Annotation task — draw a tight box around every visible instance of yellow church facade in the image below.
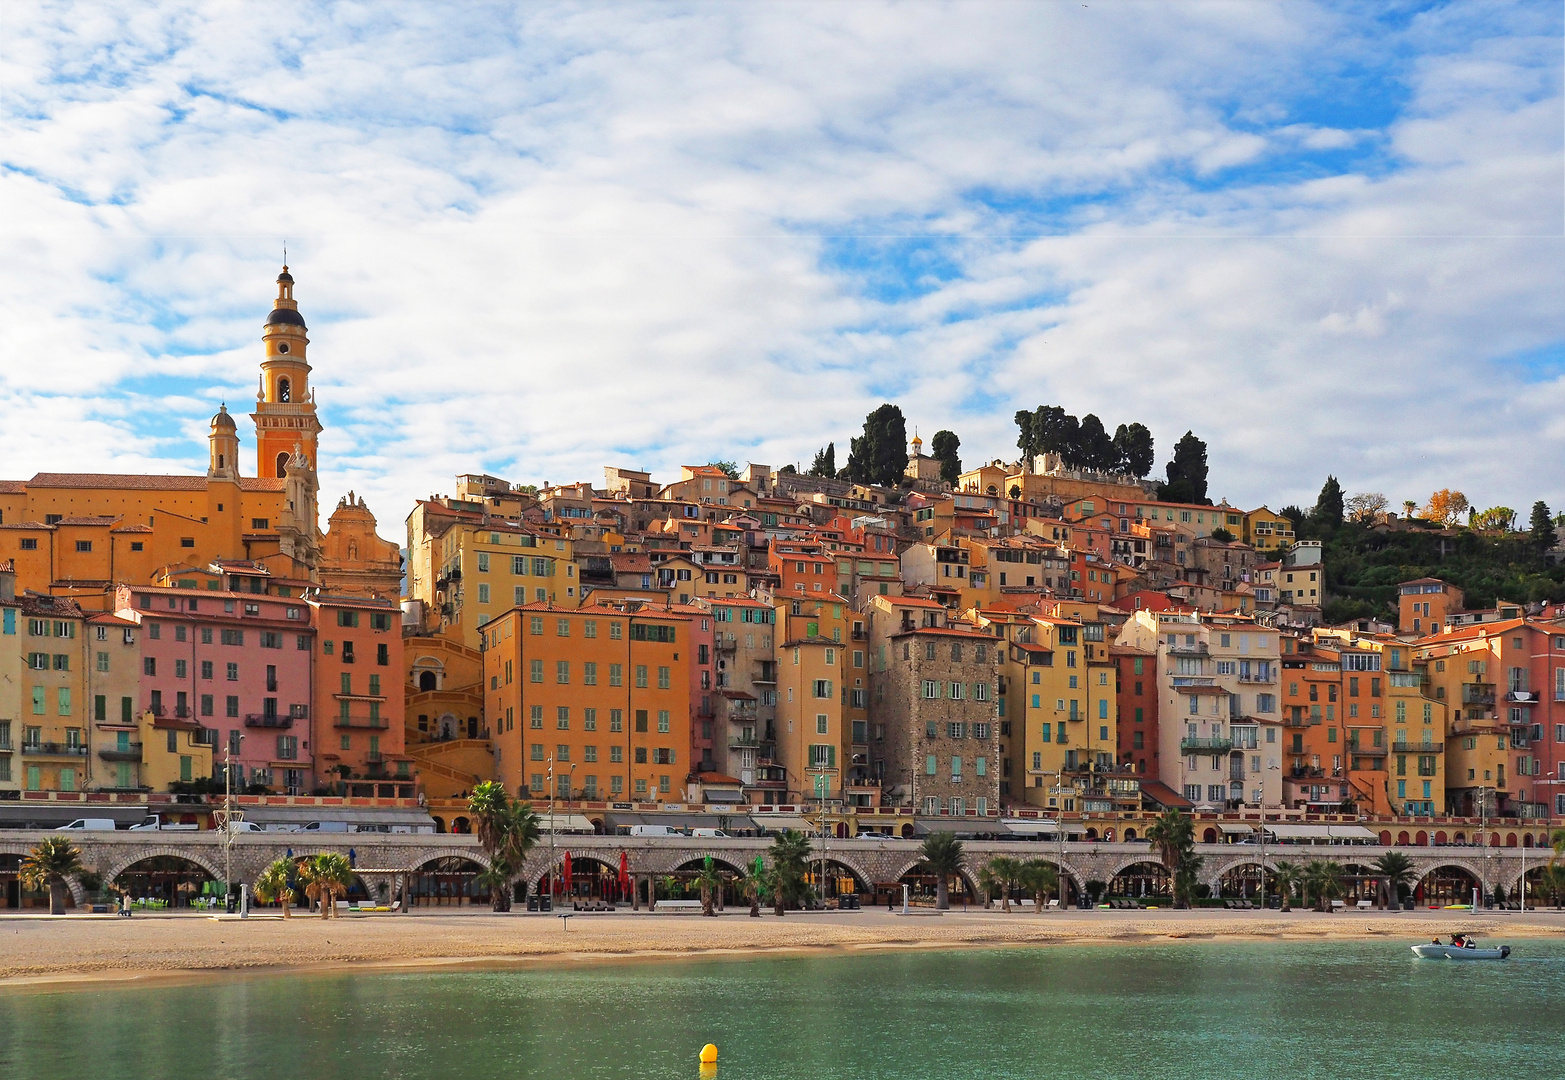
[0,267,398,607]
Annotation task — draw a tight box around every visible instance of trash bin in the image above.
[540,895,553,912]
[527,895,539,912]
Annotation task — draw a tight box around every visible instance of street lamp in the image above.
[224,732,244,913]
[545,756,577,907]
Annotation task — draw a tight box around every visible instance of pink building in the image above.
[117,584,315,794]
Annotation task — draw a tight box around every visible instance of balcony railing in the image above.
[21,741,88,757]
[98,743,143,761]
[1505,690,1538,704]
[729,736,759,749]
[245,714,293,729]
[1169,643,1209,656]
[334,716,389,729]
[1461,684,1496,706]
[1392,740,1444,754]
[1237,673,1275,684]
[1180,737,1233,753]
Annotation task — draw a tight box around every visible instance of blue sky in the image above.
[1,0,1561,525]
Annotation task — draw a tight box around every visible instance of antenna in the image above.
[283,239,288,267]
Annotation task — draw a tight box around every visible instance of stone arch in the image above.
[1414,862,1484,905]
[100,845,226,886]
[1107,859,1171,901]
[889,856,981,903]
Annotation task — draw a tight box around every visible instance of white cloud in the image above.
[0,0,1560,529]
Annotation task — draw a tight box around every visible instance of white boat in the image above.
[1411,942,1510,960]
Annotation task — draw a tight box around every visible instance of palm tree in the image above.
[465,785,540,911]
[475,856,515,907]
[920,832,964,911]
[1372,851,1416,909]
[20,837,83,915]
[1272,860,1300,911]
[1145,810,1196,908]
[979,855,1022,912]
[468,780,511,854]
[1303,859,1346,912]
[693,856,723,917]
[741,860,771,918]
[1173,854,1205,909]
[254,856,297,918]
[1539,864,1565,909]
[767,829,812,916]
[300,853,353,918]
[1018,859,1058,914]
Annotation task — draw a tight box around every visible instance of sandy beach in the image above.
[1,906,1560,988]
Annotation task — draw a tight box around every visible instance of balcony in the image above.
[1180,736,1233,754]
[21,741,88,758]
[366,751,383,763]
[1392,740,1444,754]
[1237,672,1275,684]
[98,743,143,762]
[1290,766,1325,779]
[851,628,867,641]
[1169,642,1209,656]
[728,735,759,749]
[245,714,293,729]
[334,716,389,730]
[1347,745,1387,758]
[1461,683,1496,706]
[1505,690,1538,705]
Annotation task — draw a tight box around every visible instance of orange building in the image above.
[311,594,413,797]
[482,602,692,803]
[1398,578,1463,635]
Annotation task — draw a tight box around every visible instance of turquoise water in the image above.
[2,941,1563,1078]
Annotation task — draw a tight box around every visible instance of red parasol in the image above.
[562,851,572,898]
[618,850,631,901]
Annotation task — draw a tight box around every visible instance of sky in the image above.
[1,0,1561,528]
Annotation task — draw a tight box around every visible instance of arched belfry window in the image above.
[279,377,291,403]
[275,452,290,479]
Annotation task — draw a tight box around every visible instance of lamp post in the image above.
[224,733,244,913]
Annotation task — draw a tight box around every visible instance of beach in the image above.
[2,906,1561,988]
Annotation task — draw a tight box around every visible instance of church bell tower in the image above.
[251,266,322,478]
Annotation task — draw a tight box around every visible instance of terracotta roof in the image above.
[25,472,285,493]
[111,524,154,533]
[1140,779,1195,809]
[879,596,946,609]
[0,480,28,493]
[53,515,120,526]
[892,626,1000,641]
[0,522,50,530]
[88,611,138,626]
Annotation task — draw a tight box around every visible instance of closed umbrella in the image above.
[562,851,572,899]
[619,851,631,901]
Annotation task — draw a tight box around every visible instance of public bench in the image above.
[654,899,703,913]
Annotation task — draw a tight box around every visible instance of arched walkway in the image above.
[1415,864,1480,907]
[410,856,488,907]
[535,855,628,904]
[1108,860,1170,901]
[894,860,978,908]
[114,855,218,911]
[1218,862,1264,899]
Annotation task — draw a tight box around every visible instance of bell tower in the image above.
[251,266,322,479]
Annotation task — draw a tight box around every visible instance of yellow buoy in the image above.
[700,1044,719,1064]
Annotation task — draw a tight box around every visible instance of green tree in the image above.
[693,855,723,917]
[1471,506,1516,532]
[1077,414,1116,472]
[843,403,908,487]
[1159,431,1209,505]
[809,442,836,478]
[19,837,83,915]
[1302,859,1346,912]
[300,853,353,919]
[467,781,539,911]
[1112,422,1155,477]
[1313,476,1344,529]
[1017,405,1079,464]
[1209,526,1235,543]
[767,829,812,916]
[978,855,1023,912]
[1529,501,1557,551]
[1145,810,1198,908]
[1272,860,1300,911]
[708,461,739,480]
[919,831,965,910]
[930,430,962,486]
[1345,492,1389,525]
[254,856,297,918]
[741,858,771,918]
[1372,851,1416,908]
[1018,859,1059,913]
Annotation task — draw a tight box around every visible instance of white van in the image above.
[56,818,118,831]
[628,824,682,837]
[297,821,350,833]
[129,814,200,831]
[691,828,728,838]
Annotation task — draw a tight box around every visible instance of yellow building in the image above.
[1243,507,1296,554]
[774,595,857,805]
[13,594,89,792]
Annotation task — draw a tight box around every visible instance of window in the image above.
[922,680,940,699]
[658,710,670,733]
[812,679,833,699]
[556,660,570,685]
[609,663,623,687]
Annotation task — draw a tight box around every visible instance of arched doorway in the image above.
[114,856,216,910]
[1341,864,1378,903]
[1108,861,1170,901]
[411,856,488,907]
[897,862,975,907]
[1218,863,1264,899]
[419,671,436,692]
[1415,865,1480,907]
[1202,827,1218,844]
[538,855,626,904]
[451,817,471,834]
[1123,828,1137,841]
[806,859,864,907]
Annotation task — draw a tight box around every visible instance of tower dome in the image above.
[210,403,236,430]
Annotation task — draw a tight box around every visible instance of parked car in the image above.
[296,821,351,833]
[628,824,682,837]
[691,828,728,838]
[56,818,118,831]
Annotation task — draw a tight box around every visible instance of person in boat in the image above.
[1431,937,1442,945]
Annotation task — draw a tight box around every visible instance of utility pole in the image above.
[546,756,555,906]
[223,733,243,913]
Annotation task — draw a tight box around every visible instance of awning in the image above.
[1001,819,1059,835]
[703,791,745,803]
[751,814,816,833]
[1219,823,1254,835]
[1262,823,1379,843]
[534,813,596,834]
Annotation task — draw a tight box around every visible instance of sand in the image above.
[1,906,1561,989]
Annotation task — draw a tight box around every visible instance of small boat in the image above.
[1411,937,1511,960]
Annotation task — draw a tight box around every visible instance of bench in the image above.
[654,900,703,913]
[1330,900,1346,912]
[1356,900,1374,910]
